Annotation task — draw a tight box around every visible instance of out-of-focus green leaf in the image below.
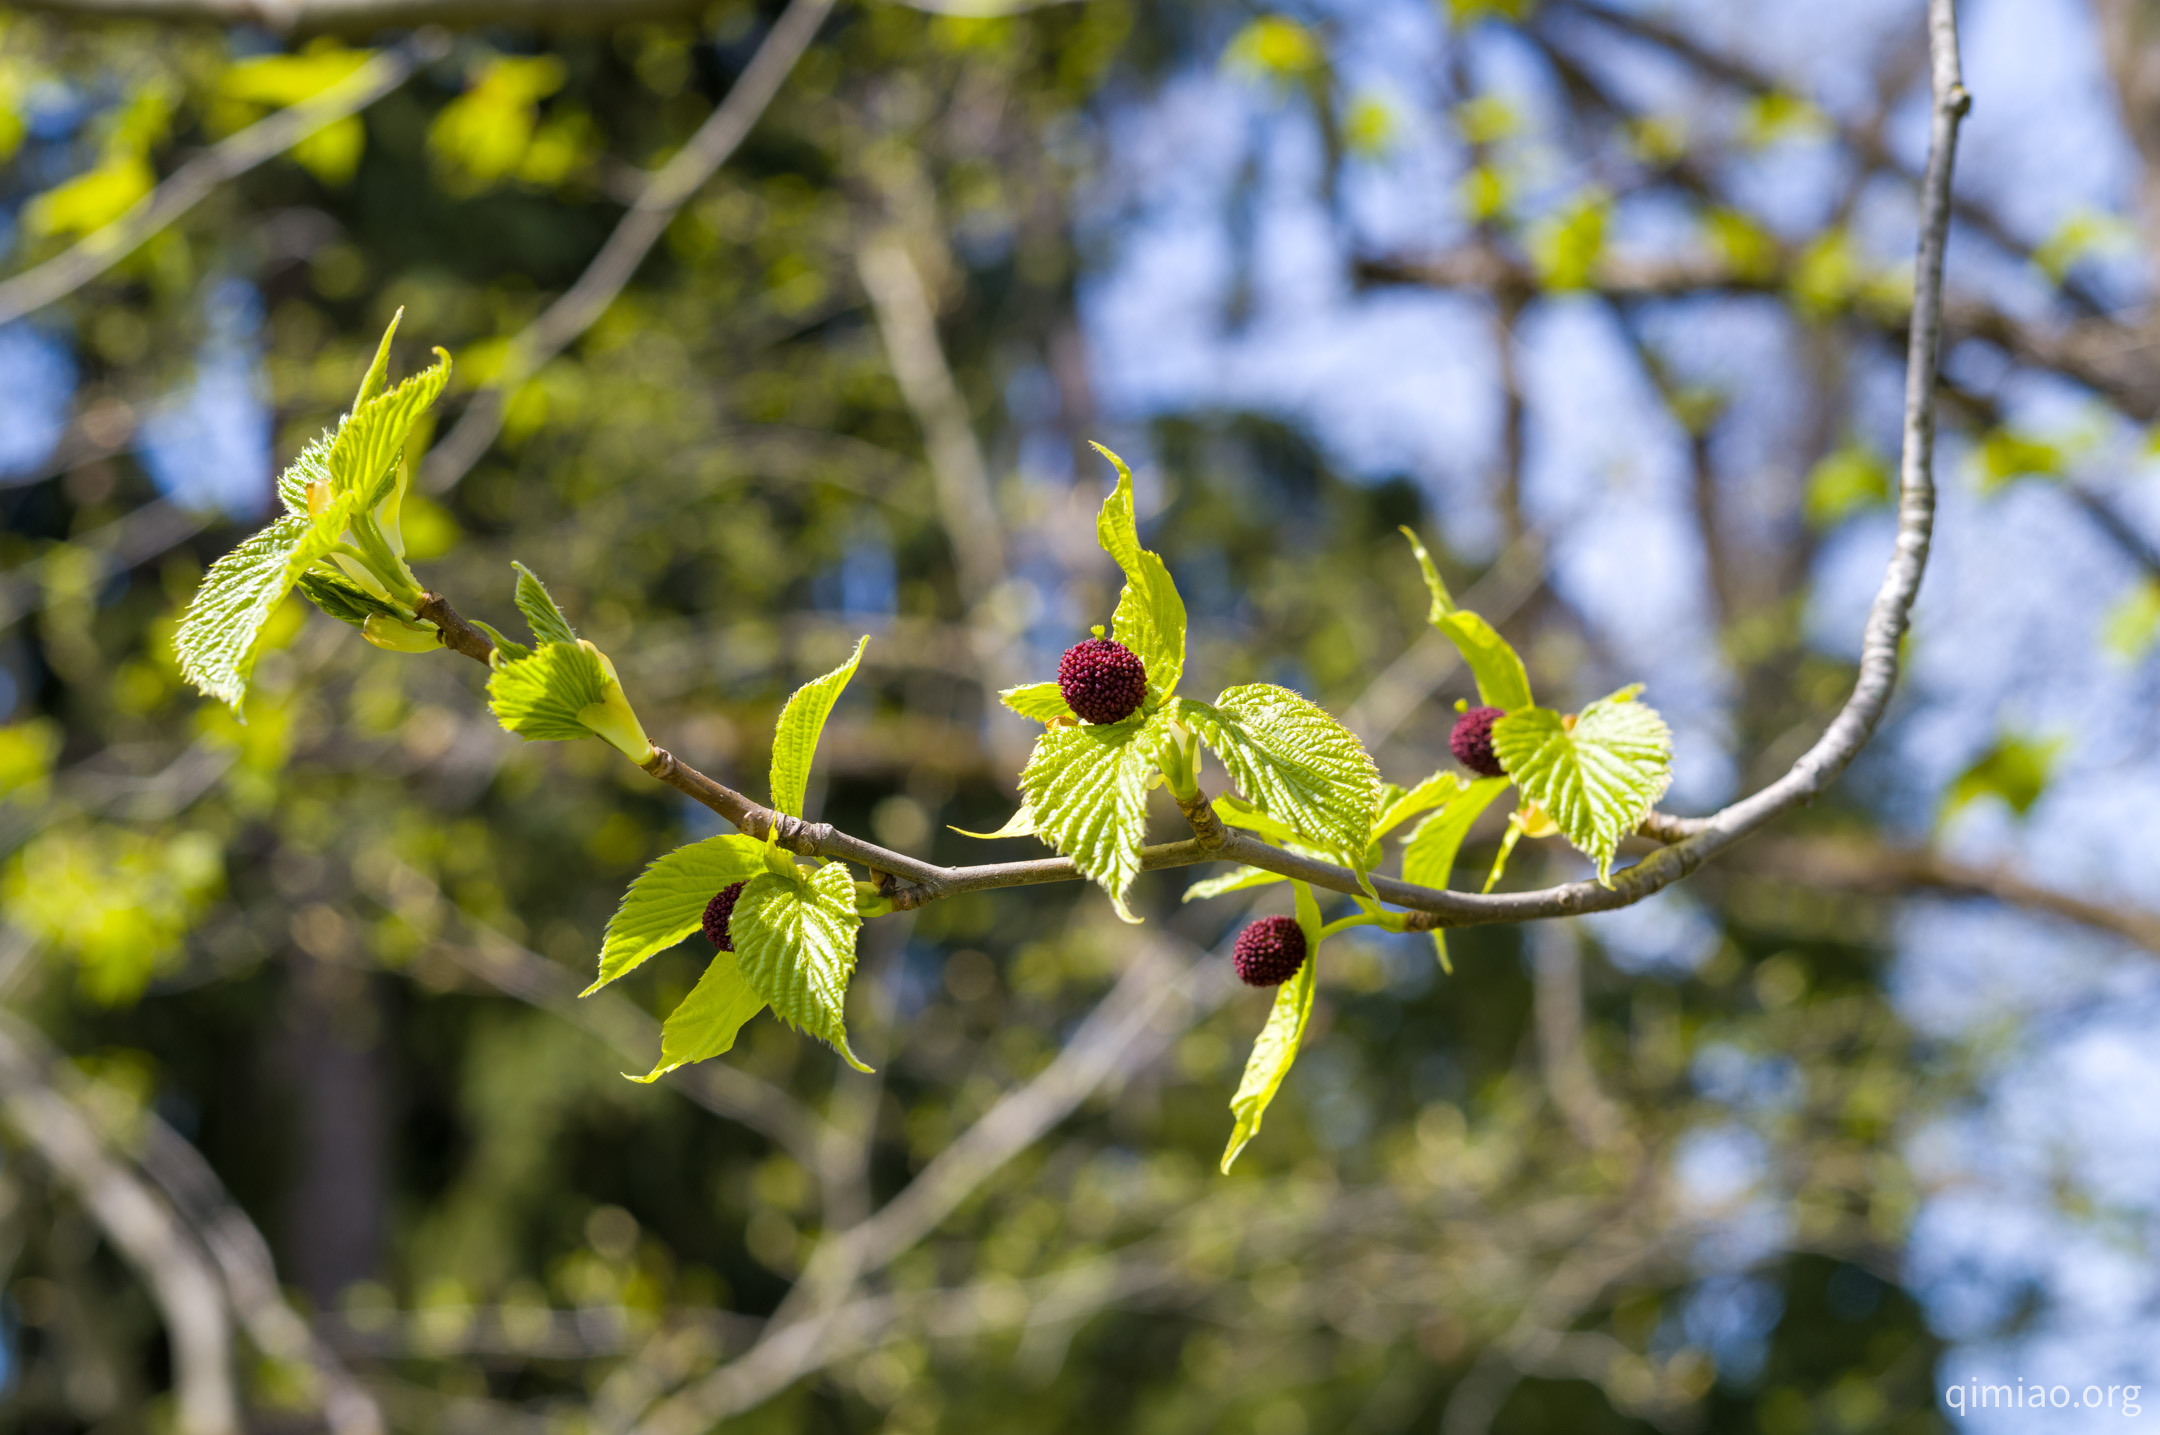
[2104,578,2160,662]
[1529,190,1609,291]
[1224,16,1323,78]
[1943,733,2062,823]
[3,826,222,1005]
[1973,429,2067,493]
[1804,445,1893,528]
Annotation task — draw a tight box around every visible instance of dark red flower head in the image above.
[1449,705,1508,778]
[703,882,746,952]
[1232,915,1308,987]
[1058,637,1148,725]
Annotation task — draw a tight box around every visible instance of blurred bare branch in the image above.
[0,36,441,326]
[422,0,836,494]
[0,1013,239,1435]
[365,859,840,1180]
[623,923,1240,1433]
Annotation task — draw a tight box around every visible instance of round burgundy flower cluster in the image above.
[1231,915,1308,987]
[703,882,746,952]
[1449,705,1508,778]
[1057,637,1148,725]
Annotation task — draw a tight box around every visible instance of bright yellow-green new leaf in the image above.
[1400,775,1508,969]
[1180,685,1379,859]
[999,681,1076,723]
[770,636,870,819]
[1222,881,1322,1172]
[632,952,767,1082]
[1491,687,1672,883]
[588,833,767,994]
[1091,443,1187,703]
[1021,711,1167,921]
[732,863,869,1072]
[1399,528,1533,711]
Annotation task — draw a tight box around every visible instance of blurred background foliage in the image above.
[0,0,2157,1431]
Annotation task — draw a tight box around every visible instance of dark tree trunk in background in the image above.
[279,947,388,1309]
[2095,0,2160,273]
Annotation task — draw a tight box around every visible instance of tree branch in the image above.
[0,1015,239,1435]
[364,857,840,1180]
[622,927,1238,1434]
[124,1082,386,1435]
[0,34,443,327]
[1728,836,2160,955]
[396,0,1965,942]
[420,0,835,494]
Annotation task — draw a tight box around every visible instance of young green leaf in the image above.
[487,639,610,742]
[1400,775,1508,970]
[1482,812,1531,893]
[1374,769,1467,840]
[770,635,870,819]
[950,804,1037,841]
[1179,685,1380,859]
[353,307,402,408]
[1439,610,1534,712]
[587,833,767,994]
[511,561,578,647]
[1398,525,1455,622]
[1222,881,1322,1173]
[296,568,398,628]
[180,321,455,714]
[1090,443,1187,702]
[362,613,439,652]
[276,430,334,517]
[629,952,767,1082]
[999,681,1077,723]
[1398,529,1533,711]
[328,346,452,509]
[1181,865,1285,902]
[1401,776,1508,890]
[176,512,350,712]
[1492,687,1672,882]
[470,619,530,664]
[731,863,870,1072]
[1020,711,1167,921]
[1213,793,1301,844]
